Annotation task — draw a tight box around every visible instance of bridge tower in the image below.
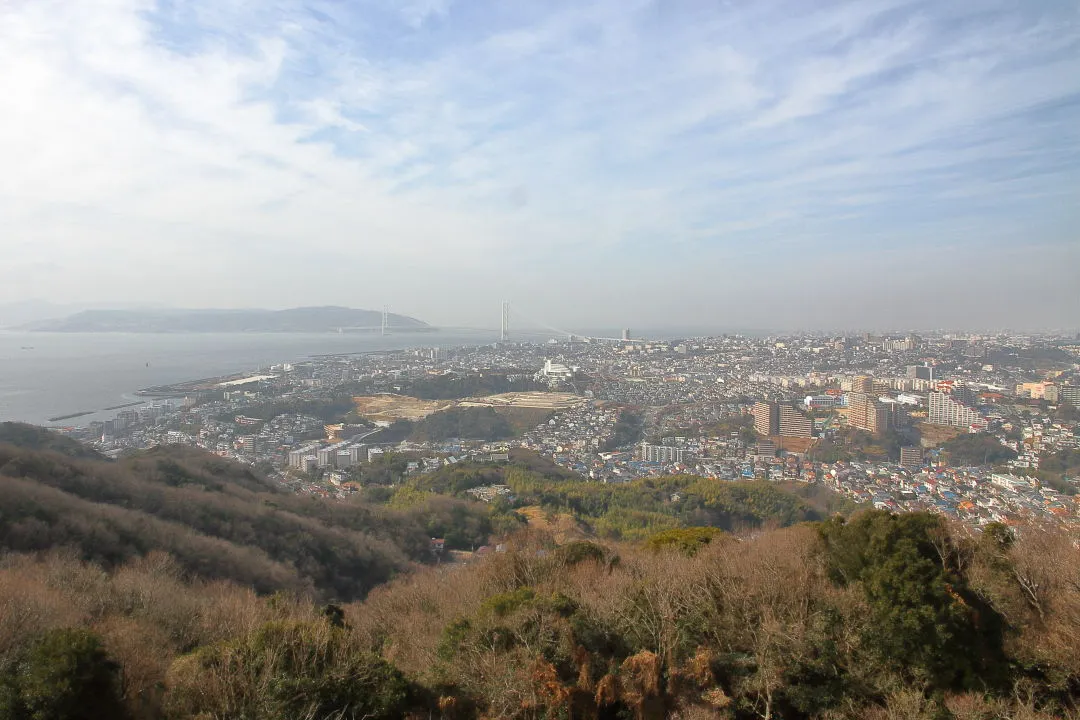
[500,301,510,342]
[381,306,388,336]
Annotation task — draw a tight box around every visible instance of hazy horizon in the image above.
[2,0,1078,330]
[1,300,1076,336]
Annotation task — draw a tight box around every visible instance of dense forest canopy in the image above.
[1042,448,1080,474]
[940,433,1019,466]
[603,409,645,451]
[408,407,515,442]
[378,457,834,541]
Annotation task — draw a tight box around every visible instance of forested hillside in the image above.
[0,425,447,600]
[409,407,515,442]
[379,458,826,539]
[0,422,104,459]
[401,372,542,400]
[0,512,1078,719]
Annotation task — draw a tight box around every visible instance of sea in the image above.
[0,330,502,425]
[0,325,749,426]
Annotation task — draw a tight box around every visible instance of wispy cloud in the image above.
[399,0,453,29]
[0,0,1077,327]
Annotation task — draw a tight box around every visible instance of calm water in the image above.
[0,330,499,425]
[0,325,745,425]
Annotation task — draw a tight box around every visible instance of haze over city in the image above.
[2,0,1078,330]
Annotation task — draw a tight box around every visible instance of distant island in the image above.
[21,306,431,333]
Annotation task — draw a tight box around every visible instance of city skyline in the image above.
[2,0,1078,329]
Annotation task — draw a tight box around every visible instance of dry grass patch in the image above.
[352,394,451,421]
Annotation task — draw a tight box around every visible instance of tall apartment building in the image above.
[899,446,922,468]
[1061,385,1080,407]
[639,443,686,463]
[288,443,320,468]
[955,385,977,406]
[852,376,874,393]
[287,446,304,470]
[348,445,368,464]
[935,381,977,404]
[316,447,335,468]
[847,392,894,434]
[928,391,982,428]
[882,338,915,352]
[906,365,933,381]
[752,401,779,436]
[753,401,813,438]
[779,405,813,438]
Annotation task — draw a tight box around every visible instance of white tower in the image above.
[500,301,510,342]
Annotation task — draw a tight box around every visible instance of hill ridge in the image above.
[21,305,429,333]
[0,425,433,600]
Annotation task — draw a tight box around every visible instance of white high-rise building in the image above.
[928,391,982,428]
[639,443,686,463]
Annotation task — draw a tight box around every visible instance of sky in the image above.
[1,0,1078,332]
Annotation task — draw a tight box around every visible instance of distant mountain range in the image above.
[21,306,430,333]
[0,300,170,328]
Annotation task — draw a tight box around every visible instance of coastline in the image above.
[0,329,501,425]
[19,326,440,335]
[47,400,165,423]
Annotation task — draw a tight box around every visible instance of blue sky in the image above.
[0,0,1077,330]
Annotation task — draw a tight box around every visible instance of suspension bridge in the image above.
[437,301,636,343]
[359,301,637,343]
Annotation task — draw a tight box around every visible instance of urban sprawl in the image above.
[57,331,1080,531]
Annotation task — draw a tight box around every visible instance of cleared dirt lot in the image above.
[352,395,451,422]
[353,391,585,425]
[456,391,585,410]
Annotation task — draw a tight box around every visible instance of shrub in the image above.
[438,618,473,661]
[557,541,608,566]
[0,627,128,720]
[165,620,412,720]
[479,587,536,618]
[645,527,725,556]
[818,511,1008,689]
